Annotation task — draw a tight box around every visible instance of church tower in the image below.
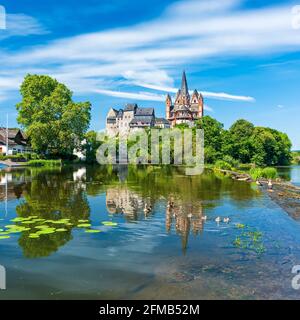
[180,71,190,105]
[165,71,204,127]
[166,94,172,119]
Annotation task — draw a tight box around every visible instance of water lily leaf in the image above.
[0,235,10,240]
[78,219,89,223]
[102,221,118,226]
[35,225,50,229]
[85,229,101,233]
[21,220,36,224]
[77,223,91,228]
[29,234,40,238]
[56,228,67,232]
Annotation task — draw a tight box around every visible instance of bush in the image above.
[262,167,277,180]
[223,155,240,169]
[214,160,232,171]
[249,168,263,180]
[27,160,62,167]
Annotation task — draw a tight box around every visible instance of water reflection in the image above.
[0,165,262,258]
[166,199,205,253]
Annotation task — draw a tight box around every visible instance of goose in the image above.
[223,217,230,223]
[143,204,152,214]
[268,180,273,190]
[215,217,221,223]
[256,180,262,186]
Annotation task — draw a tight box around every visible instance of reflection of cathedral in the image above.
[166,198,205,253]
[106,186,152,220]
[106,186,205,252]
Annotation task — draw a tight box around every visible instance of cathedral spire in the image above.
[181,70,189,96]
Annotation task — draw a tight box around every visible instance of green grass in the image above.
[27,160,62,167]
[249,167,277,180]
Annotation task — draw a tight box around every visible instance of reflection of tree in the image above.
[16,167,90,258]
[102,165,260,253]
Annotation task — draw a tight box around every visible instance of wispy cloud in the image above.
[1,0,298,105]
[94,88,214,111]
[0,13,47,40]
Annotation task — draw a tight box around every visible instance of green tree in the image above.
[16,74,91,157]
[249,127,292,166]
[84,131,102,163]
[195,116,224,163]
[225,119,254,163]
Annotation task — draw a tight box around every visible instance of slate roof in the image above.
[155,118,170,124]
[124,104,138,111]
[135,108,154,116]
[130,117,153,125]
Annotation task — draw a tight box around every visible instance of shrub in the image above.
[262,167,277,180]
[249,168,263,180]
[214,160,232,171]
[27,160,62,167]
[223,155,240,169]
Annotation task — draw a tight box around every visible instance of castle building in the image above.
[106,103,170,136]
[166,71,204,127]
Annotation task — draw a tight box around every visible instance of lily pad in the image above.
[102,221,118,227]
[85,229,101,233]
[77,223,91,228]
[0,235,10,240]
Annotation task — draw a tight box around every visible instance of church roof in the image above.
[181,71,189,96]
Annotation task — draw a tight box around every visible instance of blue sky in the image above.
[0,0,299,149]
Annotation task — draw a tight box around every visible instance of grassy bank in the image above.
[292,151,300,165]
[27,159,62,167]
[212,158,279,181]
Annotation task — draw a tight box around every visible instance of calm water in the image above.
[0,165,300,300]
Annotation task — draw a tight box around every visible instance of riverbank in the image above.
[214,166,300,219]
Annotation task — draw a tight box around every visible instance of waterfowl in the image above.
[202,216,207,221]
[268,180,273,189]
[215,217,221,223]
[223,217,230,223]
[187,213,193,218]
[143,204,152,213]
[256,180,262,186]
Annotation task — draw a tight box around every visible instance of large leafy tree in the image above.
[16,75,91,157]
[195,116,224,163]
[250,127,292,166]
[225,119,254,163]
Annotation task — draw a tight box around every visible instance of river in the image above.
[0,165,300,299]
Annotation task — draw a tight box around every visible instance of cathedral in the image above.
[166,71,204,127]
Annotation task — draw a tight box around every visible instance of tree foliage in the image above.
[195,116,292,166]
[16,75,91,157]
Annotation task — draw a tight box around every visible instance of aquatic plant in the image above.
[261,167,277,180]
[249,168,263,180]
[214,160,232,171]
[233,224,265,255]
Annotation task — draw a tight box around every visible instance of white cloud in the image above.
[1,0,299,106]
[94,88,214,112]
[0,13,47,40]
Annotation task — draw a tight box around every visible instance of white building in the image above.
[106,104,170,136]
